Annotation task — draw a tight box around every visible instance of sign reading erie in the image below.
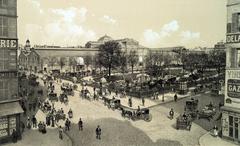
[226,33,240,43]
[0,39,17,48]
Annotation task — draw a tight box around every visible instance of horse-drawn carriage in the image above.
[102,96,112,107]
[61,83,74,96]
[37,89,43,95]
[198,104,216,120]
[41,101,52,113]
[120,107,152,122]
[176,114,192,131]
[109,99,121,110]
[80,89,92,100]
[55,110,66,121]
[184,98,199,118]
[132,108,152,122]
[48,91,58,102]
[59,93,68,103]
[102,97,121,110]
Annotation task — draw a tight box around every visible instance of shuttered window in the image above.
[0,16,8,37]
[0,0,7,7]
[232,13,239,33]
[227,23,232,33]
[0,79,8,100]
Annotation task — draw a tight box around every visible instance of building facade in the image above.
[0,0,23,143]
[221,0,240,143]
[18,40,41,72]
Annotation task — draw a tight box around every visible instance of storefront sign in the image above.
[227,70,240,78]
[227,79,240,98]
[226,33,240,43]
[0,39,17,48]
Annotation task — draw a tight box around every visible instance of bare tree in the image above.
[59,57,66,70]
[84,55,92,70]
[128,50,139,74]
[69,58,77,72]
[48,57,57,69]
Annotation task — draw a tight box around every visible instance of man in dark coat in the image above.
[169,108,174,120]
[32,116,37,128]
[174,94,178,102]
[96,125,101,140]
[78,118,83,131]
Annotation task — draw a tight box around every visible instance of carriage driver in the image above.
[136,106,141,116]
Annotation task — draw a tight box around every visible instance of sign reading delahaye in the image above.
[226,33,240,43]
[0,39,17,48]
[226,70,240,98]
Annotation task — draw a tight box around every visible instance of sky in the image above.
[18,0,227,48]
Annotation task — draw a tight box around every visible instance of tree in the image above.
[163,54,172,69]
[48,57,57,69]
[120,52,127,74]
[84,55,92,70]
[209,50,226,74]
[145,52,164,77]
[97,41,122,77]
[128,50,139,74]
[59,57,66,70]
[69,57,77,72]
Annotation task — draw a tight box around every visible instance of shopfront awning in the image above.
[221,106,240,113]
[0,102,24,117]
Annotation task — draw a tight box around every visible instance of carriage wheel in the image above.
[131,116,136,121]
[144,114,152,122]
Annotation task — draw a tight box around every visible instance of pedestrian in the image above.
[46,115,50,126]
[42,122,47,134]
[51,116,55,127]
[65,119,70,131]
[20,121,25,133]
[96,125,101,140]
[128,97,132,107]
[38,121,43,132]
[32,115,37,128]
[142,97,145,106]
[59,126,63,140]
[27,117,31,129]
[78,118,83,131]
[11,129,17,143]
[174,94,178,102]
[169,108,174,120]
[213,125,218,137]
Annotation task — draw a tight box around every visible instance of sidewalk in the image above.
[59,78,192,109]
[199,132,239,146]
[3,128,72,146]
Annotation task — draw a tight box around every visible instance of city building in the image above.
[214,41,226,50]
[85,35,143,52]
[221,0,240,143]
[0,0,23,143]
[18,40,41,72]
[85,35,113,48]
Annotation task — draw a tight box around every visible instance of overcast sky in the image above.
[18,0,227,48]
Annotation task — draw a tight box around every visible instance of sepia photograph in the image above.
[0,0,239,146]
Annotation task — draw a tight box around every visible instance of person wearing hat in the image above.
[96,125,102,140]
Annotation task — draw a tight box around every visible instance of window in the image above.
[0,0,7,7]
[0,80,8,100]
[0,49,8,70]
[0,17,8,37]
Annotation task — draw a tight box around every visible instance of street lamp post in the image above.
[162,82,165,102]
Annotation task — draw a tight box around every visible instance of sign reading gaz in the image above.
[0,39,17,48]
[227,79,240,98]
